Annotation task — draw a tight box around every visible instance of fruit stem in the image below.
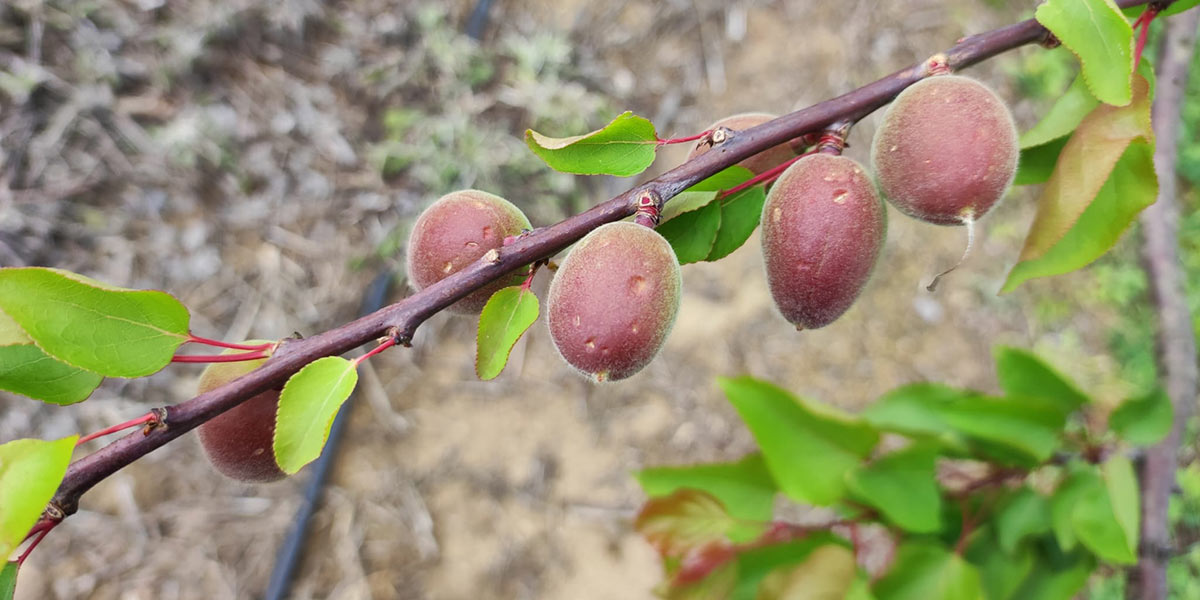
[815,120,853,155]
[926,215,976,292]
[77,410,163,446]
[171,351,270,364]
[717,153,805,199]
[185,335,275,352]
[656,129,714,146]
[521,259,548,292]
[353,335,397,368]
[1133,6,1159,70]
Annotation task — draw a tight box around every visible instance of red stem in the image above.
[77,412,158,446]
[185,335,274,352]
[16,522,55,565]
[353,337,396,368]
[717,152,807,199]
[656,130,713,146]
[1134,7,1158,70]
[171,351,269,364]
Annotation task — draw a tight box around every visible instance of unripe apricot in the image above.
[761,154,886,329]
[871,75,1018,225]
[406,190,533,314]
[687,112,796,175]
[547,222,681,382]
[196,344,286,483]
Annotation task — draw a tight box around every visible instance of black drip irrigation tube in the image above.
[264,271,394,600]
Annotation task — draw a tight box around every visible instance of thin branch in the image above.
[35,0,1175,532]
[1132,7,1200,600]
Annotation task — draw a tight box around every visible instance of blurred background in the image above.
[2,0,1198,598]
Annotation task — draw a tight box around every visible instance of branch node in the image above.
[633,190,663,227]
[924,53,951,76]
[146,407,169,435]
[1039,31,1061,49]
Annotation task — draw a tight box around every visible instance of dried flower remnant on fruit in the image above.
[761,154,886,329]
[547,222,682,382]
[687,112,798,175]
[870,75,1018,226]
[406,190,533,313]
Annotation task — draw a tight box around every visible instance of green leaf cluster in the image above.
[635,346,1165,599]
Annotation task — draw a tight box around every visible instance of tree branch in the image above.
[1132,8,1200,600]
[38,0,1176,531]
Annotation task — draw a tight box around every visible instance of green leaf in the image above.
[666,560,739,600]
[994,487,1052,554]
[0,311,30,347]
[658,200,722,265]
[273,356,359,475]
[1003,75,1155,293]
[1009,548,1094,600]
[846,443,942,533]
[1020,74,1100,149]
[0,437,76,560]
[1103,455,1140,559]
[524,111,659,177]
[719,376,878,506]
[707,185,768,262]
[1014,137,1070,186]
[994,347,1089,418]
[635,489,738,559]
[1161,0,1200,16]
[659,166,767,264]
[873,541,983,600]
[663,167,755,221]
[475,285,539,380]
[755,544,857,600]
[636,454,778,525]
[1065,462,1137,563]
[1049,463,1091,551]
[1035,0,1133,106]
[0,561,15,600]
[0,344,104,405]
[1109,387,1172,445]
[0,267,190,377]
[968,529,1033,600]
[864,384,1063,466]
[731,535,848,600]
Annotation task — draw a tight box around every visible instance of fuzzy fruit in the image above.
[761,154,886,329]
[547,222,682,382]
[687,112,796,175]
[870,75,1018,225]
[407,189,533,314]
[196,343,286,483]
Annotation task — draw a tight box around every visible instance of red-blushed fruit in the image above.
[406,189,533,314]
[761,154,886,329]
[687,112,796,175]
[196,343,285,483]
[870,75,1018,225]
[547,222,682,382]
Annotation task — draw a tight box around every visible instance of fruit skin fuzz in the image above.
[870,75,1018,226]
[547,222,682,382]
[761,154,886,330]
[195,341,287,483]
[406,189,533,314]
